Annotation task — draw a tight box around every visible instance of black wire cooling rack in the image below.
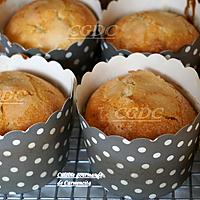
[0,118,199,200]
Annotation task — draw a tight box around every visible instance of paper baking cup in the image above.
[76,53,200,199]
[0,0,102,78]
[100,0,200,75]
[0,55,76,194]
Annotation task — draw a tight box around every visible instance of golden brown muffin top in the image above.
[4,0,97,52]
[0,71,65,135]
[85,70,197,140]
[106,11,199,53]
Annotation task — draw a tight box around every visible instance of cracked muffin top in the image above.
[0,71,65,135]
[106,11,199,53]
[85,70,197,140]
[4,0,97,52]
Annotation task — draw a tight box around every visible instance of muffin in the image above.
[85,70,197,140]
[0,71,65,135]
[106,11,199,53]
[4,0,97,52]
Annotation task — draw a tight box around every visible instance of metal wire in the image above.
[0,119,200,200]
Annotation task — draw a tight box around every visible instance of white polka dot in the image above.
[5,47,9,54]
[0,161,2,166]
[107,169,114,174]
[67,123,71,130]
[103,42,108,49]
[177,141,184,148]
[19,156,27,162]
[90,51,94,58]
[48,157,54,164]
[130,173,139,178]
[138,147,146,153]
[116,163,124,169]
[149,194,157,199]
[60,126,65,133]
[82,121,87,128]
[50,128,56,135]
[127,156,135,162]
[95,155,101,161]
[124,195,132,199]
[59,155,63,162]
[55,142,60,149]
[169,169,176,176]
[2,176,9,182]
[179,155,185,162]
[65,52,72,58]
[74,59,80,65]
[32,185,39,190]
[28,142,36,149]
[159,183,167,188]
[65,109,69,117]
[121,180,128,185]
[122,139,130,144]
[0,136,4,140]
[185,46,191,53]
[12,140,21,146]
[112,146,120,152]
[164,139,172,146]
[195,137,198,143]
[111,185,118,190]
[10,167,18,173]
[153,152,161,159]
[64,139,68,146]
[187,125,193,132]
[195,123,199,130]
[188,153,193,160]
[26,171,34,177]
[188,139,193,147]
[91,137,97,144]
[86,139,91,147]
[165,54,171,59]
[103,151,110,157]
[90,157,95,163]
[134,189,142,193]
[172,182,178,189]
[40,171,47,178]
[17,182,25,187]
[42,143,49,150]
[3,151,11,157]
[167,155,174,161]
[84,46,89,53]
[57,112,62,119]
[156,168,164,174]
[45,53,51,59]
[141,164,150,169]
[52,170,58,177]
[193,48,198,55]
[180,168,186,175]
[77,41,83,46]
[145,179,153,185]
[37,128,44,135]
[99,133,106,140]
[34,158,42,164]
[186,63,191,67]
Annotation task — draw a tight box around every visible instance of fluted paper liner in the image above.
[0,55,76,194]
[100,0,200,76]
[76,53,200,199]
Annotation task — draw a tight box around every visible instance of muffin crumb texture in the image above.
[0,71,65,135]
[85,70,197,140]
[106,11,199,53]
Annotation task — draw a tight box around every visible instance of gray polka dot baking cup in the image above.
[100,0,200,76]
[76,53,200,199]
[0,0,102,78]
[0,55,76,194]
